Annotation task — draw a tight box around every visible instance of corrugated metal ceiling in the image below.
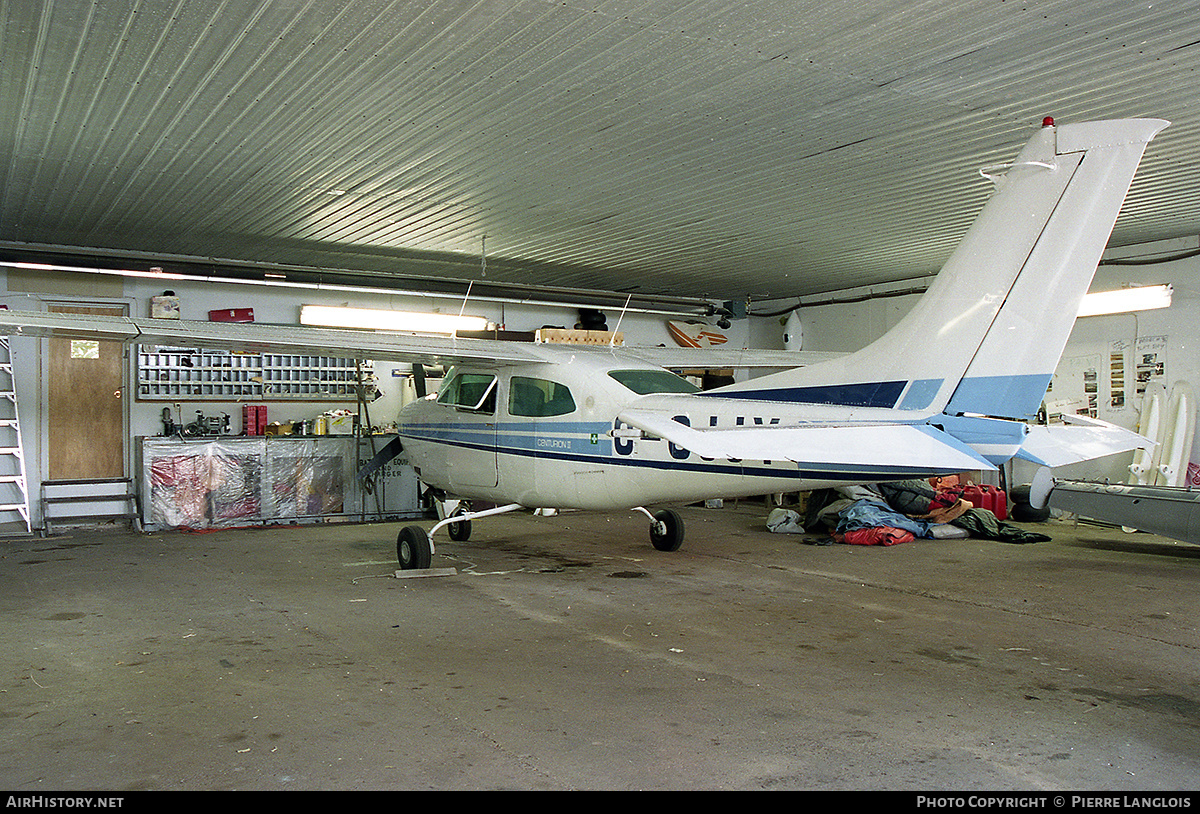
[2,0,1199,305]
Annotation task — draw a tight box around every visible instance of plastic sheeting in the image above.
[143,437,358,530]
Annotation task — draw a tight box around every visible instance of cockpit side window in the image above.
[509,376,576,417]
[437,372,497,414]
[607,369,701,395]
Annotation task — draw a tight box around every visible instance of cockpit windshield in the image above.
[607,369,701,395]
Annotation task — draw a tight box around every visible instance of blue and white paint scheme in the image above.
[0,117,1167,568]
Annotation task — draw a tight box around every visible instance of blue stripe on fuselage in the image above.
[399,423,968,481]
[699,374,1047,417]
[701,380,908,408]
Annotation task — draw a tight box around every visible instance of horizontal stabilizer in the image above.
[1016,415,1152,468]
[617,409,995,472]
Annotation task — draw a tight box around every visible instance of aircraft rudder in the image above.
[712,118,1166,420]
[942,117,1168,419]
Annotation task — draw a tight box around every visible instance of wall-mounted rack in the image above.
[136,345,375,401]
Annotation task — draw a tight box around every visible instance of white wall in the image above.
[1016,258,1200,486]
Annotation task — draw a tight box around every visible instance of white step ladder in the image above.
[0,337,31,535]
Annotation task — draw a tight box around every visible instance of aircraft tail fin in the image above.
[709,117,1168,421]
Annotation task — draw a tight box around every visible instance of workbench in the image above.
[139,435,421,530]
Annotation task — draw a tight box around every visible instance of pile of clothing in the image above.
[766,479,1051,546]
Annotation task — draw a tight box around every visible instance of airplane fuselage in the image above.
[394,347,987,511]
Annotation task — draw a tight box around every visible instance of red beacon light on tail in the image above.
[1042,116,1055,127]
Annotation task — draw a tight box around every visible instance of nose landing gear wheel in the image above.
[649,508,684,552]
[397,525,433,569]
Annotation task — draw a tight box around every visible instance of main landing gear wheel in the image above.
[397,525,433,570]
[447,505,472,541]
[649,508,684,552]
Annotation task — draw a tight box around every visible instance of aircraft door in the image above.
[508,375,581,502]
[437,371,499,490]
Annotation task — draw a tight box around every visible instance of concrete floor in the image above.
[2,501,1199,791]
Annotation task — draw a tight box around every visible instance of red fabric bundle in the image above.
[836,527,915,546]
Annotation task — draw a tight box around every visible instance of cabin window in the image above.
[607,369,700,395]
[509,376,576,417]
[437,372,497,413]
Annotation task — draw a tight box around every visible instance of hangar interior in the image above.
[3,0,1200,792]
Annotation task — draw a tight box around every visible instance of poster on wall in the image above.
[1109,339,1129,411]
[1047,353,1102,420]
[1135,334,1167,396]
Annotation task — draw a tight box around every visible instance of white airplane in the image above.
[0,117,1167,569]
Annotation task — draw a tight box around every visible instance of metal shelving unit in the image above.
[136,346,373,401]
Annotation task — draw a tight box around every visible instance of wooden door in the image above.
[47,305,126,480]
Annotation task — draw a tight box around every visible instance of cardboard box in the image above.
[150,294,180,319]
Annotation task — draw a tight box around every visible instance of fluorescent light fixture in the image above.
[299,304,488,334]
[1077,284,1172,317]
[0,260,709,316]
[3,259,190,281]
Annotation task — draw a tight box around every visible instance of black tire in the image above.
[1009,484,1051,523]
[649,508,684,552]
[1011,502,1052,523]
[397,525,432,569]
[448,516,472,541]
[1010,484,1033,504]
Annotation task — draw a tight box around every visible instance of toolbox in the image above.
[209,308,254,323]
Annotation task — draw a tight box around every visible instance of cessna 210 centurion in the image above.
[0,117,1166,568]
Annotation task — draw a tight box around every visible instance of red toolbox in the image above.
[242,404,267,435]
[209,308,254,323]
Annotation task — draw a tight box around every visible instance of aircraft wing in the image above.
[1015,414,1153,468]
[618,346,844,370]
[0,308,834,373]
[617,406,996,472]
[0,308,544,366]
